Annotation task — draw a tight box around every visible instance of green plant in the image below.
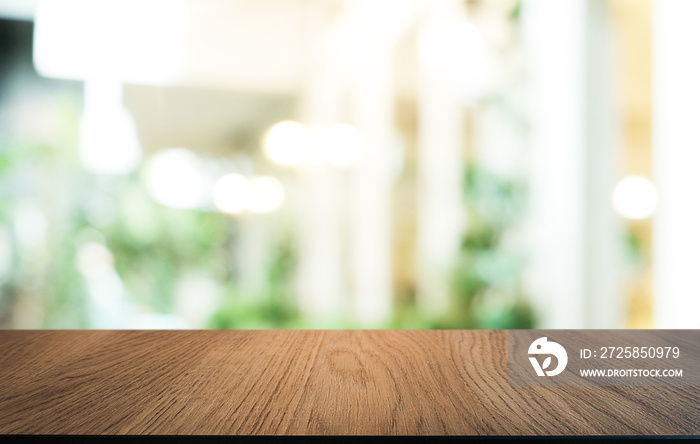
[208,234,298,329]
[436,165,536,329]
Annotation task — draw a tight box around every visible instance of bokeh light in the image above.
[76,242,114,278]
[144,148,210,210]
[263,121,310,167]
[612,176,658,220]
[213,173,250,215]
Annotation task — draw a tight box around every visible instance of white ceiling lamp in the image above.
[34,0,189,175]
[79,80,142,175]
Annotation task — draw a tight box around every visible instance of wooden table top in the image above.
[0,330,698,436]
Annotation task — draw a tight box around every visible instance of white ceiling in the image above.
[3,0,423,155]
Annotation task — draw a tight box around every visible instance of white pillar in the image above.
[522,0,623,328]
[350,51,394,325]
[521,0,587,328]
[296,0,427,324]
[297,70,346,322]
[235,215,269,299]
[583,0,623,329]
[652,0,700,328]
[415,1,467,315]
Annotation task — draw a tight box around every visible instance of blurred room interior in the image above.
[0,0,698,330]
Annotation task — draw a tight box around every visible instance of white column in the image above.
[583,0,623,329]
[350,51,394,325]
[652,0,700,328]
[235,215,269,299]
[322,0,425,325]
[415,1,467,315]
[297,70,346,322]
[522,0,623,328]
[521,0,588,328]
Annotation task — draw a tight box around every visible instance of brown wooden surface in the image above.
[0,330,698,436]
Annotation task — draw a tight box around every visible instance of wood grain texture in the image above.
[0,330,698,435]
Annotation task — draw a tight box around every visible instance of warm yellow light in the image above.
[213,174,249,214]
[612,176,658,220]
[263,121,310,167]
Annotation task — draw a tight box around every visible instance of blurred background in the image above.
[0,0,697,329]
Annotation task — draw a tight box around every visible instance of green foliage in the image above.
[509,0,522,23]
[3,116,300,329]
[43,234,89,328]
[93,181,232,314]
[208,236,298,329]
[208,294,298,329]
[624,230,644,266]
[436,164,536,329]
[0,96,94,328]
